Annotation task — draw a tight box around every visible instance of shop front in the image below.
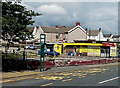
[54,43,102,56]
[53,42,116,57]
[101,43,116,57]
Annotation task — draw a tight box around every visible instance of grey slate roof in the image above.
[103,34,112,37]
[86,30,100,36]
[41,26,75,34]
[112,35,120,38]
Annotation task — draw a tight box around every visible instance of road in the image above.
[2,63,120,87]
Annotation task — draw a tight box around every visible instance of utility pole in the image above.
[85,28,88,40]
[89,28,91,41]
[40,34,46,71]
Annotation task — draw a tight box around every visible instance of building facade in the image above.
[54,42,117,57]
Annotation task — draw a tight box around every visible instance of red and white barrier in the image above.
[67,59,120,66]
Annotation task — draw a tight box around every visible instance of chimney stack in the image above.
[99,28,101,31]
[55,25,59,29]
[85,28,88,31]
[36,26,39,29]
[76,21,80,26]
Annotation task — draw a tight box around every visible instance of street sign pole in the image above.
[40,43,44,71]
[40,34,46,71]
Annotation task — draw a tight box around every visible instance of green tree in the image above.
[2,1,41,43]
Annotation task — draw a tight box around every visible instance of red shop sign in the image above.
[102,43,115,46]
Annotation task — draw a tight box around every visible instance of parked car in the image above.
[24,45,30,49]
[38,50,60,56]
[24,45,37,50]
[68,51,73,56]
[29,45,37,50]
[45,50,60,56]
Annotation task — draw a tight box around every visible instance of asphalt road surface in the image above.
[2,63,120,87]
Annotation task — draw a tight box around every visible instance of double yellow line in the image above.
[1,77,34,83]
[40,78,72,86]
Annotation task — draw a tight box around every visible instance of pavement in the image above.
[1,62,119,87]
[2,71,41,79]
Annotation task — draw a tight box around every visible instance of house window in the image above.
[93,36,95,38]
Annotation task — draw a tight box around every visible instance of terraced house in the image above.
[27,22,87,43]
[86,29,105,41]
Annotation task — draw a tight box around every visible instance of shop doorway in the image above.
[101,46,110,57]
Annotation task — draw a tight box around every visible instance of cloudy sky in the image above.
[21,1,118,34]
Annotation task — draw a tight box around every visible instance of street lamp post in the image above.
[40,34,46,71]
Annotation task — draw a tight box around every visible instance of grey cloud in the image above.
[23,2,118,34]
[37,4,67,15]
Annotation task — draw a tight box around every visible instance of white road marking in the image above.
[41,83,53,86]
[99,77,119,84]
[62,79,72,82]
